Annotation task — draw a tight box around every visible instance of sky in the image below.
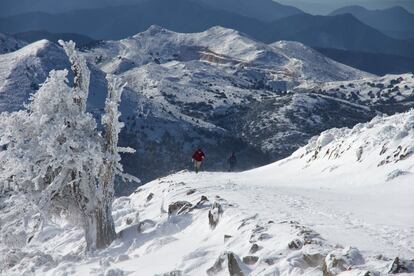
[0,0,413,17]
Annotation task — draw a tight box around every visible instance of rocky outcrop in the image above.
[288,238,304,250]
[208,201,223,229]
[146,193,154,202]
[249,244,261,254]
[242,256,259,265]
[323,247,364,276]
[207,251,248,276]
[192,195,209,209]
[168,201,192,216]
[388,257,414,274]
[162,270,183,276]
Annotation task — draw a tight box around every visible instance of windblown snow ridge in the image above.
[272,109,414,186]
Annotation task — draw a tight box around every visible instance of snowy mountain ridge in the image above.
[92,25,371,83]
[0,26,413,185]
[265,109,414,186]
[80,26,383,183]
[0,39,69,112]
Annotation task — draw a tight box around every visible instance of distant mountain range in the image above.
[315,48,414,75]
[331,5,414,39]
[2,26,414,184]
[1,0,413,60]
[266,13,414,58]
[194,0,303,21]
[277,0,414,15]
[0,0,302,20]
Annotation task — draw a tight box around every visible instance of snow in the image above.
[1,25,414,275]
[89,25,370,83]
[1,26,404,184]
[1,110,413,275]
[0,39,69,112]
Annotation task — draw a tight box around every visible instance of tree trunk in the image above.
[84,202,116,250]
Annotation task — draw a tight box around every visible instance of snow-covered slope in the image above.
[270,41,368,82]
[91,26,370,83]
[80,26,381,183]
[0,39,69,111]
[1,111,413,275]
[1,26,413,185]
[0,33,26,54]
[306,74,414,114]
[257,108,414,186]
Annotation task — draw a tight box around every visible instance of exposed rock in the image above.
[263,257,278,265]
[168,201,192,216]
[288,238,304,250]
[386,169,411,181]
[295,226,323,245]
[303,251,326,267]
[105,268,124,276]
[146,192,154,202]
[249,244,261,254]
[208,201,223,229]
[224,235,233,243]
[133,188,142,194]
[253,225,266,233]
[162,270,183,276]
[323,247,364,276]
[207,251,247,276]
[388,257,414,274]
[137,219,156,232]
[116,254,129,262]
[249,224,269,242]
[242,256,259,265]
[237,214,258,230]
[186,189,196,195]
[258,233,272,241]
[192,195,209,209]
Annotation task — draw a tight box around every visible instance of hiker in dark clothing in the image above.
[192,148,205,173]
[227,152,237,172]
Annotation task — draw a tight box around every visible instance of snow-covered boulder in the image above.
[208,201,224,229]
[207,251,249,276]
[323,247,365,276]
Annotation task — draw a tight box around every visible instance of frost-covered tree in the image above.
[0,41,135,250]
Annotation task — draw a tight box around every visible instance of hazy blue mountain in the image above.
[1,0,413,59]
[193,0,303,21]
[13,31,97,48]
[331,5,414,39]
[0,0,301,20]
[0,0,267,40]
[315,48,414,75]
[0,0,147,17]
[277,0,414,15]
[267,13,414,58]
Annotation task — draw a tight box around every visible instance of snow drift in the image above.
[1,110,413,275]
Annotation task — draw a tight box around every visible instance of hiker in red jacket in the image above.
[192,148,205,173]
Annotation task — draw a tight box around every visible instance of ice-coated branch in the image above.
[59,40,90,112]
